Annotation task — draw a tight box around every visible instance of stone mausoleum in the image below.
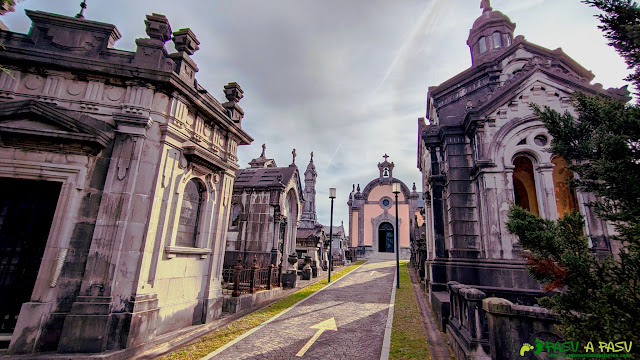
[348,155,421,260]
[225,146,304,269]
[0,9,252,357]
[416,1,628,358]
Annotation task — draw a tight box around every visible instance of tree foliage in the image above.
[584,0,640,92]
[506,1,640,345]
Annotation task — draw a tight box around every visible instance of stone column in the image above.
[202,169,234,322]
[537,163,558,220]
[58,114,157,353]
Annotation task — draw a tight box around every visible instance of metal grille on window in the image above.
[176,179,204,247]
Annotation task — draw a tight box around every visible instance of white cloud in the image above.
[2,0,631,231]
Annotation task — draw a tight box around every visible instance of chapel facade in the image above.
[416,0,628,343]
[0,9,251,356]
[348,155,421,259]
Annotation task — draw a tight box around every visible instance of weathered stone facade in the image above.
[226,146,303,269]
[416,2,628,359]
[0,10,251,356]
[348,155,421,260]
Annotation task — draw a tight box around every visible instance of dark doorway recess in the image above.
[0,177,61,333]
[378,222,394,253]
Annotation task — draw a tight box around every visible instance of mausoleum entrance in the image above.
[0,178,60,336]
[378,222,394,253]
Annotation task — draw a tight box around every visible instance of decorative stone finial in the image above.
[383,153,389,162]
[413,182,417,192]
[352,184,355,192]
[356,184,361,193]
[75,0,87,19]
[145,13,172,43]
[172,28,200,55]
[310,151,314,162]
[292,149,297,165]
[480,0,492,13]
[224,82,244,103]
[261,143,266,157]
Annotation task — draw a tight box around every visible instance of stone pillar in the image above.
[58,114,157,353]
[202,169,234,323]
[537,164,558,220]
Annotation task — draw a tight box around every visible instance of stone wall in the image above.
[483,297,561,360]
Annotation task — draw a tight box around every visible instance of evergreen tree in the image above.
[584,0,640,92]
[507,0,640,346]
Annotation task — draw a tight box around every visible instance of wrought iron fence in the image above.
[221,256,281,297]
[223,250,275,269]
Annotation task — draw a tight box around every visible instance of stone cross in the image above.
[292,149,296,164]
[480,0,492,13]
[261,143,266,157]
[383,154,389,161]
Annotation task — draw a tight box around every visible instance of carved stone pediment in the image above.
[0,100,112,155]
[182,141,225,170]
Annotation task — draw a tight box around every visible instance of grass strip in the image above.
[161,260,366,360]
[389,261,430,360]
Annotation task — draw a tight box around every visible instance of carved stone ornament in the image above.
[224,82,244,103]
[172,28,200,55]
[145,13,172,43]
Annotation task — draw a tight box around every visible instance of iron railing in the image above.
[222,256,281,297]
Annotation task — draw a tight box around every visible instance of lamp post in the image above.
[392,182,401,289]
[328,188,336,283]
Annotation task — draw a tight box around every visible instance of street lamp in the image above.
[392,182,401,289]
[328,188,336,283]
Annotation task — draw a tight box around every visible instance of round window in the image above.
[534,135,548,146]
[380,197,392,209]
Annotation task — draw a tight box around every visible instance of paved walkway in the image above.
[204,260,396,360]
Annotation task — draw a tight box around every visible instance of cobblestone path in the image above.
[206,260,396,360]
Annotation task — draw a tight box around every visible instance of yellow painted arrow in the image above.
[295,317,338,357]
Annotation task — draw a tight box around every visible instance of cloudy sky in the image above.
[3,0,631,231]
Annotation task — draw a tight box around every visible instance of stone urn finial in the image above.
[145,13,172,43]
[224,82,244,103]
[172,28,200,55]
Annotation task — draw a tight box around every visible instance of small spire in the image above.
[352,184,355,192]
[412,182,417,192]
[310,151,314,162]
[260,143,266,158]
[75,0,87,19]
[480,0,492,14]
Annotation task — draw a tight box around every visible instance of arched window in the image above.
[176,179,205,247]
[492,32,502,48]
[504,34,512,47]
[512,156,539,216]
[479,36,487,54]
[552,156,579,217]
[229,204,240,228]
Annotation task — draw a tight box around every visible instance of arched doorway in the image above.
[378,222,394,253]
[512,155,539,216]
